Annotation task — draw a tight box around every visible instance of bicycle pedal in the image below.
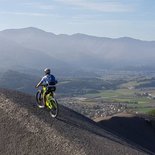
[38,104,45,108]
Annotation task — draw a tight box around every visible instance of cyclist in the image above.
[35,68,58,107]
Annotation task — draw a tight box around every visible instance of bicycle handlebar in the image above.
[35,84,56,88]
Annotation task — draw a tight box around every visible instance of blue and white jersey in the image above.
[40,74,57,86]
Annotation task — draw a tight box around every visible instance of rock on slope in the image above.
[0,89,147,155]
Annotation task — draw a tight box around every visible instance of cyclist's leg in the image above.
[47,86,56,98]
[50,87,57,109]
[51,86,56,97]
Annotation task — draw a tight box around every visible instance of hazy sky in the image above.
[0,0,155,40]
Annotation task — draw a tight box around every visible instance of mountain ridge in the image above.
[1,27,154,42]
[1,27,155,74]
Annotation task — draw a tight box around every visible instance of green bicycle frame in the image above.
[42,86,54,109]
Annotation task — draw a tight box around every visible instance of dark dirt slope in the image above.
[0,89,148,155]
[98,114,155,154]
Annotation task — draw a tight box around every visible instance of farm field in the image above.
[58,71,155,118]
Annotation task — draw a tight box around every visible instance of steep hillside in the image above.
[98,113,155,154]
[0,89,151,155]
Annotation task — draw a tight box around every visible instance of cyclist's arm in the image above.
[36,77,45,88]
[35,80,43,88]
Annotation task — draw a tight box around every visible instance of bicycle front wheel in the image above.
[35,90,45,108]
[49,98,59,118]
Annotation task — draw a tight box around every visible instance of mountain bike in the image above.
[35,85,59,118]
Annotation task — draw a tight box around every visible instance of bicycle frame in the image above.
[42,86,54,109]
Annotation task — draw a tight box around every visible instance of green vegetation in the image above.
[147,109,155,116]
[136,79,155,88]
[57,74,155,114]
[131,107,153,113]
[57,78,125,96]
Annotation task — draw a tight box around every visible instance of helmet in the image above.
[44,68,51,75]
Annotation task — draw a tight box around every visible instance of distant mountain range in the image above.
[0,27,155,75]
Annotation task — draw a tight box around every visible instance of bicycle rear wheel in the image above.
[35,90,45,108]
[49,98,59,118]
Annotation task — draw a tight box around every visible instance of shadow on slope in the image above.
[98,116,155,154]
[0,88,151,154]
